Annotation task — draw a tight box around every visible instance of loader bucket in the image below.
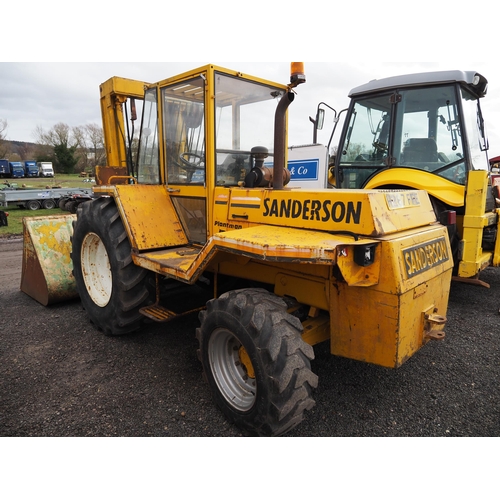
[21,214,79,306]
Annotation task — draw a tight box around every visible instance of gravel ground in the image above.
[1,237,499,438]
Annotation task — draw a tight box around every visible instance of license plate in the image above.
[385,191,421,209]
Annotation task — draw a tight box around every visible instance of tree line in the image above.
[0,119,106,175]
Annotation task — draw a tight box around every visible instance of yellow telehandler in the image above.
[22,64,453,436]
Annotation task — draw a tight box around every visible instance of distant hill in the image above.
[1,140,46,161]
[6,140,37,154]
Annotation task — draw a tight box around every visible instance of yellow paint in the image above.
[212,186,436,237]
[239,346,255,379]
[100,77,148,169]
[330,224,453,367]
[458,170,494,277]
[366,167,500,280]
[364,167,465,207]
[301,315,330,345]
[96,184,188,251]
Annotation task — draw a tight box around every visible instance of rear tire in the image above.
[66,200,78,213]
[58,197,69,210]
[196,288,318,436]
[42,199,56,210]
[71,197,154,335]
[26,200,41,210]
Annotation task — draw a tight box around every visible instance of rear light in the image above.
[439,210,456,226]
[354,243,377,267]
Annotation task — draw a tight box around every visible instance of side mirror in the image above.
[316,108,325,131]
[310,108,326,143]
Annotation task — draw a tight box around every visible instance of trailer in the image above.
[0,187,94,210]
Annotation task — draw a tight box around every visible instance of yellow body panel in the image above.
[366,168,500,280]
[364,168,465,207]
[212,186,437,237]
[132,224,367,283]
[120,180,454,368]
[330,225,453,368]
[458,170,496,277]
[90,167,453,369]
[94,184,188,251]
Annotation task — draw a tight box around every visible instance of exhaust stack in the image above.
[273,63,306,190]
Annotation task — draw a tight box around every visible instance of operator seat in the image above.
[403,138,438,163]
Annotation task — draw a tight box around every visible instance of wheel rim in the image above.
[208,328,257,412]
[81,232,112,307]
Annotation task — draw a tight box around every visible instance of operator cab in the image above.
[335,70,489,190]
[135,65,288,244]
[136,68,287,188]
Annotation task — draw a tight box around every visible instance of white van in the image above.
[37,162,54,177]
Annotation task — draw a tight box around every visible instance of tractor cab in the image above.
[334,70,490,208]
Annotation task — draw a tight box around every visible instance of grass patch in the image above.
[0,206,67,237]
[0,175,88,237]
[1,173,94,190]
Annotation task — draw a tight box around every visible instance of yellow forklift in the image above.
[22,64,453,436]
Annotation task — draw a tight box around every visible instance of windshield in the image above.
[338,94,392,188]
[214,73,285,186]
[396,86,467,183]
[337,83,487,188]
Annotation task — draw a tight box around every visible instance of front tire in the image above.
[71,197,154,335]
[196,288,318,436]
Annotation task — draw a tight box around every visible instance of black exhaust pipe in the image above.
[273,91,294,190]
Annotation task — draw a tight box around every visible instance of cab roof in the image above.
[349,70,488,98]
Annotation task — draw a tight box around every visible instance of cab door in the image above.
[162,74,208,244]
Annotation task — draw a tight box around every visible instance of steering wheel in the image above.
[372,141,387,152]
[179,152,205,171]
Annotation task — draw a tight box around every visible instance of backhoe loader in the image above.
[22,64,453,436]
[316,70,499,286]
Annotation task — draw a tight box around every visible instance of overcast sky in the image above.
[2,61,500,158]
[4,3,500,159]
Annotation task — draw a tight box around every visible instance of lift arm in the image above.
[99,77,149,171]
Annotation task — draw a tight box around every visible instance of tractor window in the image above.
[338,85,474,187]
[162,76,206,185]
[395,86,467,184]
[338,93,392,188]
[137,88,160,184]
[214,73,285,186]
[460,87,489,171]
